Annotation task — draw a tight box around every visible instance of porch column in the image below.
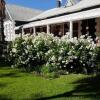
[47,24,50,34]
[20,28,24,37]
[62,23,64,35]
[22,28,24,35]
[33,27,36,35]
[70,21,73,38]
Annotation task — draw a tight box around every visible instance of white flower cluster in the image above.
[9,32,97,73]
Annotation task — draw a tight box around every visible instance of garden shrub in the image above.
[8,33,56,71]
[95,46,100,71]
[0,41,8,65]
[8,32,98,74]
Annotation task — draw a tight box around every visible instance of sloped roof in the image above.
[15,7,100,30]
[6,4,43,21]
[28,0,100,21]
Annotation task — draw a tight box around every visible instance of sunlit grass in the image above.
[0,66,100,100]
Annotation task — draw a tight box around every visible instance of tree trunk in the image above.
[0,18,5,41]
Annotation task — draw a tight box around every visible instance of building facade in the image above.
[14,0,100,45]
[4,4,43,41]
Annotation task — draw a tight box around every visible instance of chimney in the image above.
[57,0,62,7]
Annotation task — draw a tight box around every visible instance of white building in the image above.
[4,4,43,41]
[15,0,100,45]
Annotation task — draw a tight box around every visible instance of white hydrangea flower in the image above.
[59,49,63,54]
[51,56,56,61]
[12,48,17,53]
[64,65,66,68]
[79,46,83,50]
[80,35,85,39]
[66,60,68,64]
[58,56,62,61]
[14,44,18,48]
[66,71,69,74]
[62,60,65,63]
[71,66,73,69]
[67,51,72,55]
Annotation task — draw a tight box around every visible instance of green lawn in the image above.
[0,66,100,100]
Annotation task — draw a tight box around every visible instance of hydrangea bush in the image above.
[8,32,98,74]
[94,46,100,70]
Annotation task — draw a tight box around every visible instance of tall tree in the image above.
[0,0,5,41]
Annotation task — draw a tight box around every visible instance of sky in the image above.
[5,0,67,10]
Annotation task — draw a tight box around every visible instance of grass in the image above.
[0,66,100,100]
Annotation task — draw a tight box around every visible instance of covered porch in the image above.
[15,7,100,43]
[15,21,81,39]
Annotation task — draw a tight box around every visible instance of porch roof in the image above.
[15,7,100,30]
[28,0,100,21]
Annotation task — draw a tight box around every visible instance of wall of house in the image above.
[0,20,2,41]
[50,24,64,37]
[78,19,100,38]
[95,18,100,45]
[96,18,100,39]
[78,21,82,37]
[4,20,15,41]
[72,21,82,38]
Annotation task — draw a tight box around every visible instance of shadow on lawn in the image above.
[0,83,8,89]
[0,72,22,78]
[0,94,12,100]
[32,74,100,100]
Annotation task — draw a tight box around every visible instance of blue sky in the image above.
[6,0,67,10]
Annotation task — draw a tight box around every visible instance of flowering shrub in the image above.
[94,46,100,70]
[45,34,97,73]
[9,33,56,71]
[8,33,97,74]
